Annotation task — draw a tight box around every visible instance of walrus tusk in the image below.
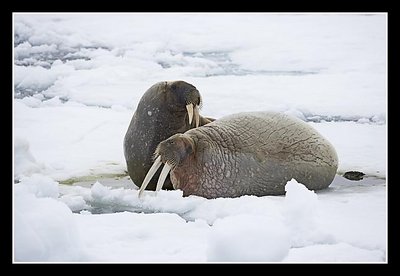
[186,104,194,125]
[186,103,200,127]
[194,105,200,128]
[138,156,162,198]
[155,163,172,193]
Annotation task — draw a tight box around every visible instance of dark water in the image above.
[316,174,385,196]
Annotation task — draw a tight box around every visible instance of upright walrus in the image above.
[139,111,338,198]
[124,80,214,190]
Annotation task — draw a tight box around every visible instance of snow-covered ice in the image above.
[13,13,387,263]
[14,174,82,261]
[206,214,291,262]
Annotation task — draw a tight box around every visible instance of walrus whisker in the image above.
[155,163,172,193]
[186,103,194,125]
[138,155,162,198]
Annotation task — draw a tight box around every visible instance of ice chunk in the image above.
[206,214,290,262]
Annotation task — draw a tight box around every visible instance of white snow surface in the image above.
[13,13,387,263]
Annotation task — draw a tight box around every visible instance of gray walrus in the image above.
[138,111,338,198]
[124,80,214,190]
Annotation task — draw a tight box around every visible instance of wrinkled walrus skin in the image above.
[123,80,214,190]
[141,111,338,199]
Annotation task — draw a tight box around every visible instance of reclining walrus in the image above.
[139,111,338,199]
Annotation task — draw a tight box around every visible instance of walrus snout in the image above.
[137,155,170,198]
[138,134,195,198]
[167,80,201,106]
[184,87,202,127]
[166,81,202,127]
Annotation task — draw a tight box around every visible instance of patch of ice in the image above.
[14,174,85,262]
[284,179,335,247]
[17,96,42,108]
[16,173,59,198]
[283,242,385,263]
[357,117,371,124]
[41,96,63,107]
[284,108,307,121]
[14,137,44,180]
[206,214,290,262]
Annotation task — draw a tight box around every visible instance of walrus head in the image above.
[165,81,202,127]
[138,133,195,197]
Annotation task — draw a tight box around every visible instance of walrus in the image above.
[138,111,338,198]
[124,80,214,190]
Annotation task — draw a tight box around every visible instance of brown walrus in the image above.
[138,111,338,198]
[123,80,214,190]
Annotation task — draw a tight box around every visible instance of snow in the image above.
[206,214,290,262]
[283,180,333,248]
[15,177,385,263]
[14,175,83,262]
[14,137,44,180]
[13,13,387,263]
[312,122,386,177]
[16,173,59,198]
[283,243,385,263]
